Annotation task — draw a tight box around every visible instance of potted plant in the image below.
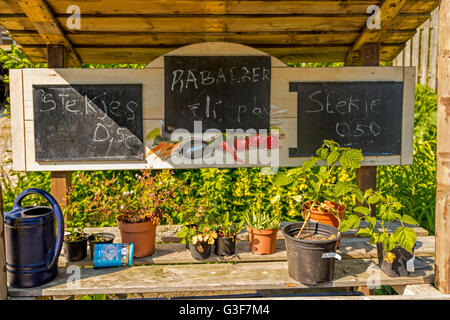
[339,189,418,277]
[62,185,88,262]
[64,175,116,260]
[243,208,280,255]
[213,212,244,256]
[276,140,364,284]
[177,224,218,259]
[63,220,88,262]
[96,170,183,258]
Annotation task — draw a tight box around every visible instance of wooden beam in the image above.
[50,171,71,213]
[0,183,7,300]
[18,0,81,66]
[435,0,450,294]
[346,0,409,65]
[46,45,72,213]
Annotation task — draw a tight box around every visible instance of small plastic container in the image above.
[93,243,134,268]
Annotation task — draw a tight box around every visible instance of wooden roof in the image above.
[0,0,440,67]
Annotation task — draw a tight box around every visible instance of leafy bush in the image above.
[377,85,437,234]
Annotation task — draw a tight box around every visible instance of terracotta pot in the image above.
[302,201,345,228]
[117,216,157,258]
[246,226,278,255]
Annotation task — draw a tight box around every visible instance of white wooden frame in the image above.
[10,44,415,172]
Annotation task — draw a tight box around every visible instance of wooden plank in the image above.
[17,0,81,66]
[401,66,415,165]
[41,0,439,15]
[411,28,419,83]
[392,283,442,295]
[0,16,35,31]
[8,30,417,47]
[0,0,24,14]
[435,0,450,294]
[9,69,26,171]
[58,235,435,267]
[401,0,440,14]
[53,15,402,33]
[345,0,409,64]
[0,183,7,300]
[419,19,430,86]
[7,258,435,297]
[428,8,438,91]
[45,1,383,15]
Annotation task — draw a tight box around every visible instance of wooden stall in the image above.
[0,0,447,300]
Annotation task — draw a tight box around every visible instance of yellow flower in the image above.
[384,251,396,264]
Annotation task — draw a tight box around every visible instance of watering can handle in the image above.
[13,188,65,270]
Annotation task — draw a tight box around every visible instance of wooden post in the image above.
[435,1,450,294]
[47,45,72,212]
[346,43,379,215]
[344,43,380,296]
[0,183,7,299]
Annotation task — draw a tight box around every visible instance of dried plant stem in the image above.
[295,201,316,238]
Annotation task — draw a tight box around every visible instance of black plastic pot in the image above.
[189,242,212,260]
[376,242,415,277]
[88,232,115,260]
[214,236,236,256]
[63,236,87,262]
[282,221,339,285]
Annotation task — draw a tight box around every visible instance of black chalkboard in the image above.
[289,81,404,157]
[33,84,144,161]
[164,56,271,133]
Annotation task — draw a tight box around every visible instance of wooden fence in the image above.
[393,8,439,91]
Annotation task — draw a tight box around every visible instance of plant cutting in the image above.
[62,185,89,262]
[94,170,183,258]
[63,176,116,260]
[276,140,364,284]
[63,220,87,262]
[213,212,244,256]
[243,207,280,255]
[177,224,218,259]
[339,188,419,277]
[275,140,363,233]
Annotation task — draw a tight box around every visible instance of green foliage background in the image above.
[0,46,437,234]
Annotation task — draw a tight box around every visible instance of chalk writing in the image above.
[33,84,144,161]
[165,56,271,132]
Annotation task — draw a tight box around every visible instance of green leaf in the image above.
[356,227,372,238]
[400,214,419,226]
[273,173,293,186]
[393,227,416,253]
[327,150,340,165]
[384,233,397,252]
[367,194,380,205]
[340,149,363,169]
[339,214,361,232]
[364,216,377,228]
[353,206,371,216]
[145,128,160,141]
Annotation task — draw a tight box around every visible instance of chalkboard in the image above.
[289,81,404,157]
[33,84,144,161]
[164,56,271,133]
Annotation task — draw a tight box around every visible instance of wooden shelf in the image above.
[7,225,436,298]
[9,257,435,298]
